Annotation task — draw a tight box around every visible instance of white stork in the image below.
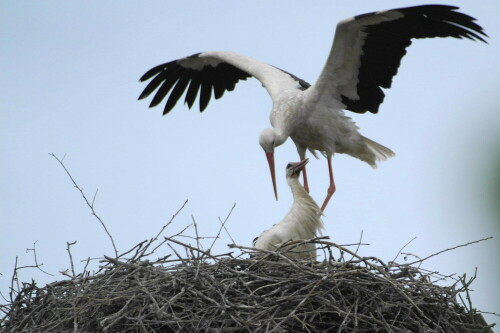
[138,5,487,211]
[253,158,324,260]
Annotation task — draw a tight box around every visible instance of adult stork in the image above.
[138,5,487,211]
[253,159,324,261]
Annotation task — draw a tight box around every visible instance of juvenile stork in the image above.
[253,159,324,261]
[138,5,487,211]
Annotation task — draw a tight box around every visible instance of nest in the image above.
[0,235,494,333]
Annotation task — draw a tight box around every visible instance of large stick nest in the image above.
[0,235,494,333]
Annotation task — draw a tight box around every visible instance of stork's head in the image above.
[259,128,287,201]
[286,159,309,179]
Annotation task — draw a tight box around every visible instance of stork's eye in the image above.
[286,163,293,169]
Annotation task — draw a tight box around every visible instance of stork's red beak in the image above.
[265,152,278,200]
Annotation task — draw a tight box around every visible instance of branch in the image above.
[403,237,493,266]
[66,241,77,277]
[49,153,118,257]
[209,202,236,252]
[133,199,189,260]
[26,241,54,277]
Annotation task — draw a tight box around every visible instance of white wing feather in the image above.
[182,51,303,102]
[306,10,404,103]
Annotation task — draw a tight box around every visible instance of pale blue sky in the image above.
[1,0,499,323]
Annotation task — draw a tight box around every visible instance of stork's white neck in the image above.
[273,131,287,148]
[287,177,309,198]
[281,177,324,237]
[270,93,302,140]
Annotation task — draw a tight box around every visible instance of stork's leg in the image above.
[296,146,309,193]
[320,156,336,212]
[302,166,310,193]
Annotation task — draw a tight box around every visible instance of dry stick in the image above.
[228,244,308,272]
[352,230,364,258]
[0,290,7,305]
[71,269,87,333]
[26,241,54,277]
[275,237,331,260]
[218,203,237,249]
[391,236,417,264]
[404,237,493,266]
[191,215,202,253]
[165,237,221,261]
[151,199,189,242]
[269,276,327,333]
[339,242,370,247]
[209,203,237,252]
[50,153,118,257]
[319,240,429,319]
[460,269,478,312]
[82,257,91,276]
[143,224,193,259]
[100,295,135,331]
[66,241,77,277]
[9,256,19,303]
[118,240,148,259]
[136,199,189,259]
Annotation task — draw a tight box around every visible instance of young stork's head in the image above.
[285,158,309,179]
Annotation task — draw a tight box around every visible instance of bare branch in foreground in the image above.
[209,202,237,252]
[66,241,77,277]
[49,153,118,257]
[131,199,189,260]
[25,241,54,277]
[403,237,493,266]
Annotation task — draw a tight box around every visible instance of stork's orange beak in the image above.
[265,152,278,200]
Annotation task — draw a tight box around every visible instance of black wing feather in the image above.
[343,5,487,114]
[164,70,191,114]
[184,71,202,109]
[139,63,169,82]
[139,66,173,100]
[199,67,213,112]
[149,67,182,108]
[139,53,252,114]
[212,69,226,100]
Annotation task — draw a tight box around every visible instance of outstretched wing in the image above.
[308,5,487,114]
[138,51,308,114]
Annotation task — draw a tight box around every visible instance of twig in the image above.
[165,237,221,261]
[135,199,189,259]
[50,153,118,257]
[26,241,54,276]
[66,241,77,277]
[391,237,417,264]
[191,215,202,254]
[404,237,493,266]
[9,256,19,303]
[351,230,364,260]
[209,203,237,252]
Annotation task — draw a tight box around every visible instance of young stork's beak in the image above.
[290,158,309,176]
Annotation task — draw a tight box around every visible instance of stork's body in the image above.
[253,159,324,261]
[267,90,395,205]
[259,90,394,209]
[138,5,487,211]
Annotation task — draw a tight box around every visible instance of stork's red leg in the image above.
[320,157,336,212]
[302,166,310,193]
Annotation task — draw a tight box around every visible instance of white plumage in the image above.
[138,5,487,211]
[253,159,324,261]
